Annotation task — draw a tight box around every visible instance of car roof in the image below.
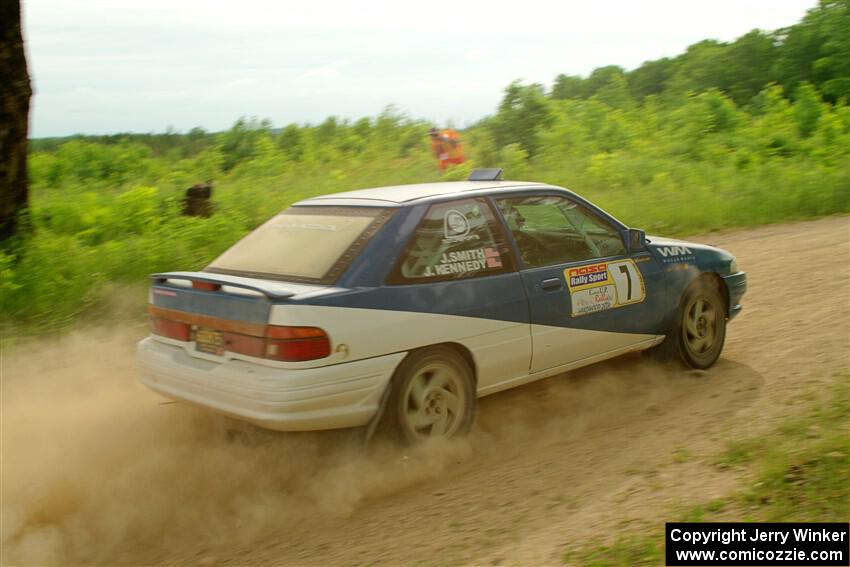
[295,180,550,206]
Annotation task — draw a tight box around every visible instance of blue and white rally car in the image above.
[138,169,746,442]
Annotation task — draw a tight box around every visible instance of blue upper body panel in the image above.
[152,183,744,336]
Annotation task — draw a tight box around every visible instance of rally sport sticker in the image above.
[565,259,646,317]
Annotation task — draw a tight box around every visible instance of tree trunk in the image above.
[0,0,32,241]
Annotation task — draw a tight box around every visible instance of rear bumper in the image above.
[722,271,747,320]
[137,337,405,431]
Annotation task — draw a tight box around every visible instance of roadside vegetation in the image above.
[562,374,850,566]
[2,0,849,334]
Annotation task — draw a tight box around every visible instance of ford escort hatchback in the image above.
[138,169,746,443]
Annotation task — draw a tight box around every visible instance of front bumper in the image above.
[722,271,747,320]
[137,337,405,431]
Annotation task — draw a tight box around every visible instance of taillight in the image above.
[263,326,331,362]
[148,308,331,362]
[150,316,191,341]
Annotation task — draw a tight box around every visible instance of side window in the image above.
[496,195,626,267]
[390,198,515,283]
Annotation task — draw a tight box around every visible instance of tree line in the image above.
[550,0,849,106]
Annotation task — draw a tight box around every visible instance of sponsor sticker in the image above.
[565,259,646,316]
[566,262,613,291]
[657,245,695,263]
[442,210,480,243]
[444,210,470,238]
[571,285,616,315]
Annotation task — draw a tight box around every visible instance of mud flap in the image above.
[359,380,393,446]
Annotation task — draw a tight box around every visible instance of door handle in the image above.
[540,277,563,291]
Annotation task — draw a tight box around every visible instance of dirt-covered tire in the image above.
[649,277,727,369]
[380,346,476,444]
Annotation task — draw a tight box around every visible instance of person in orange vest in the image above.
[429,127,466,171]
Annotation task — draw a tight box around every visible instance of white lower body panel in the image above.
[528,323,658,373]
[477,334,664,397]
[137,337,404,431]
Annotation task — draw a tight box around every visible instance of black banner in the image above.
[666,522,849,566]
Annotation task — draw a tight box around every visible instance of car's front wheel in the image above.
[381,346,476,444]
[679,281,726,368]
[650,277,727,369]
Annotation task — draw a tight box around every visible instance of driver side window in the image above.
[495,195,626,267]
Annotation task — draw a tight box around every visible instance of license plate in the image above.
[195,328,224,355]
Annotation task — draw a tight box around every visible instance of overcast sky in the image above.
[23,0,816,137]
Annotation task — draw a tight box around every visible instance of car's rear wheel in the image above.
[381,346,476,444]
[650,277,727,369]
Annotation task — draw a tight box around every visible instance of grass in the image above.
[562,375,850,566]
[671,447,692,464]
[564,537,663,567]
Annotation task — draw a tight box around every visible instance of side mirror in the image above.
[627,228,646,251]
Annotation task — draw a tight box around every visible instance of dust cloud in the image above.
[1,328,689,565]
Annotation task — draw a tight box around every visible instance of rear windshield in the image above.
[206,206,392,284]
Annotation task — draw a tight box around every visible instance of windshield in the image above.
[206,206,392,283]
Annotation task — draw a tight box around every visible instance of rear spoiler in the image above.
[151,272,296,300]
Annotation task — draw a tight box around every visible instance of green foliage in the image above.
[774,0,850,102]
[551,74,586,100]
[586,66,628,99]
[628,58,674,100]
[793,82,824,137]
[490,81,553,157]
[28,139,159,186]
[499,143,530,180]
[725,30,777,104]
[593,73,634,110]
[667,40,734,96]
[218,117,273,171]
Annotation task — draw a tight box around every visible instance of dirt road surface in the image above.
[2,216,848,566]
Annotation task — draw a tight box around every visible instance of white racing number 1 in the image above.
[608,259,644,306]
[618,265,633,300]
